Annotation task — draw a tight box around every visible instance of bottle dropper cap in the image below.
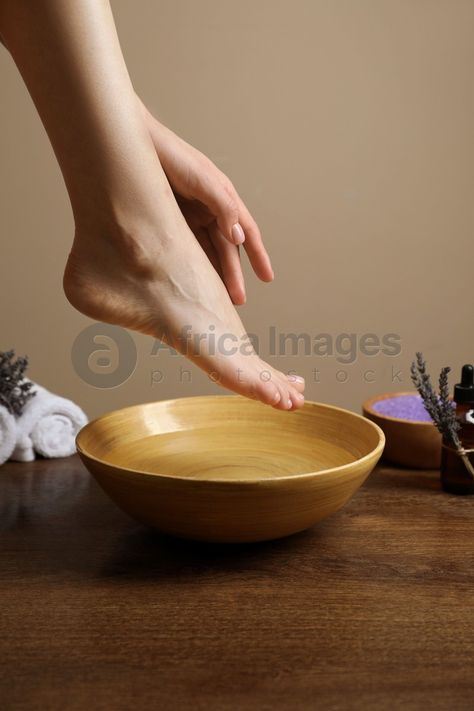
[454,364,474,404]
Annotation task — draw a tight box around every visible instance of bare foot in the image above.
[64,208,305,410]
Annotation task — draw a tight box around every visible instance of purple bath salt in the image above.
[373,394,433,422]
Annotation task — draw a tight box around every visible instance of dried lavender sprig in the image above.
[410,354,460,444]
[438,367,461,447]
[0,350,36,416]
[410,354,444,431]
[411,353,474,480]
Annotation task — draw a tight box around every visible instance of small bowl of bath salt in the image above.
[362,391,441,469]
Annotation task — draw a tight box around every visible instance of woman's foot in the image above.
[63,209,305,410]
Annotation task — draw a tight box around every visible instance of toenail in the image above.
[287,373,304,385]
[287,398,292,408]
[297,392,305,401]
[273,391,281,404]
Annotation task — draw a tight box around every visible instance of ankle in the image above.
[73,205,185,284]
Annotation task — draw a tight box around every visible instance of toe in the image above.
[273,387,293,411]
[289,389,305,409]
[254,379,281,406]
[286,373,305,393]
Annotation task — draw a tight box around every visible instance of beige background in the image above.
[1,0,473,419]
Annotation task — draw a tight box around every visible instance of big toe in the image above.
[286,373,305,393]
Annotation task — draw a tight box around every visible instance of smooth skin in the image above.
[0,0,305,409]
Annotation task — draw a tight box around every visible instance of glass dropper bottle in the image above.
[441,364,474,495]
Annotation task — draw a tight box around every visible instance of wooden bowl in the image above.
[77,396,385,543]
[362,391,441,469]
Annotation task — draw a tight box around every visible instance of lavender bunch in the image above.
[0,350,36,416]
[411,352,474,479]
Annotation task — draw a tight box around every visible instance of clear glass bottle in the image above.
[441,364,474,495]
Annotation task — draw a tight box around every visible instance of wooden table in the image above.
[1,456,473,710]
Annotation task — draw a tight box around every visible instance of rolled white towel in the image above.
[10,383,88,462]
[0,405,16,466]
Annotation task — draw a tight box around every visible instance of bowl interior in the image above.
[77,396,384,482]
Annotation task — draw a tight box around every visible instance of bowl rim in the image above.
[362,391,436,427]
[76,395,385,484]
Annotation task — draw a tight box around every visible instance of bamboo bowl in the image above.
[77,396,385,543]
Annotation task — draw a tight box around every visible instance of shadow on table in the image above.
[100,524,317,582]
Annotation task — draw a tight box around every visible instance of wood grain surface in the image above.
[1,456,473,710]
